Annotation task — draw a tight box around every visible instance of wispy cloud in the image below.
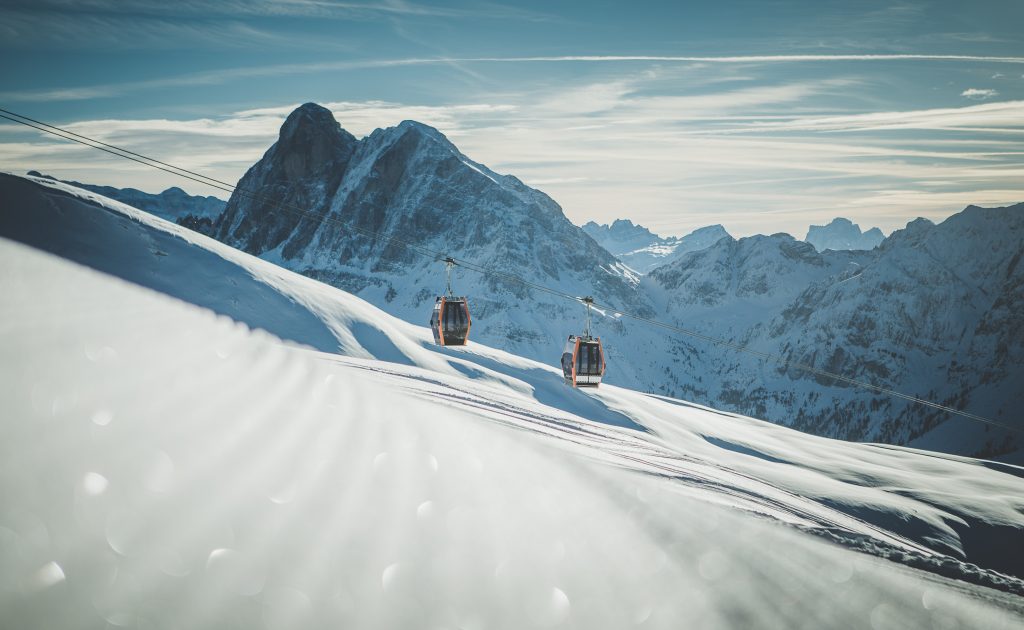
[5,53,1024,103]
[961,88,999,100]
[0,6,295,50]
[700,100,1024,134]
[3,0,553,21]
[454,54,1024,64]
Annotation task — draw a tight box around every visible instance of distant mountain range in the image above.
[26,170,225,229]
[582,219,731,273]
[583,216,884,274]
[19,103,1021,459]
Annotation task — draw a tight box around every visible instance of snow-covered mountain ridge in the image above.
[2,171,1024,628]
[646,210,1024,458]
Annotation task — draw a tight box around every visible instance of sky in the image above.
[1,0,1022,238]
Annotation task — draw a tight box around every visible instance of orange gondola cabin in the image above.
[560,334,605,387]
[430,257,472,347]
[430,296,471,346]
[560,296,606,388]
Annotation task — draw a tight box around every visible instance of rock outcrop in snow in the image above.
[805,217,885,251]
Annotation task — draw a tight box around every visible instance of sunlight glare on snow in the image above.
[157,548,191,577]
[381,562,402,590]
[90,409,114,426]
[206,548,266,596]
[105,508,144,556]
[269,480,297,504]
[82,472,109,495]
[698,549,730,582]
[526,585,571,627]
[28,561,65,591]
[633,604,653,624]
[416,500,435,520]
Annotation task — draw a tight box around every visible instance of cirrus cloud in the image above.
[961,88,999,100]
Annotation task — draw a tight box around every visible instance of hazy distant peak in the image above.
[805,217,885,252]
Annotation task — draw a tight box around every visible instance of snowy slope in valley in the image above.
[2,172,1024,628]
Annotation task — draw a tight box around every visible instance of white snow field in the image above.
[2,172,1024,629]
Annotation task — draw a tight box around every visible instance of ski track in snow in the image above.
[2,172,1024,628]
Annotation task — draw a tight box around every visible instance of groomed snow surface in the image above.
[1,172,1023,629]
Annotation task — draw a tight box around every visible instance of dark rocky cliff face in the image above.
[215,103,358,255]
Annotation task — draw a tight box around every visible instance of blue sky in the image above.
[1,0,1022,237]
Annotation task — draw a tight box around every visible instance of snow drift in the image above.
[1,172,1024,628]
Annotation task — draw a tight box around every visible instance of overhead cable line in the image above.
[1,107,1017,434]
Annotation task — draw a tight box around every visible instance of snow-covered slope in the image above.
[806,217,885,252]
[582,219,731,274]
[2,171,1024,629]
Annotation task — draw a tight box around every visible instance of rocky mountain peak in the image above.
[609,218,655,237]
[582,218,660,256]
[214,103,360,252]
[395,119,448,141]
[883,217,934,247]
[270,103,358,182]
[279,103,344,140]
[692,224,728,237]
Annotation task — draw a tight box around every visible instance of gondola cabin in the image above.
[560,334,605,388]
[430,296,471,346]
